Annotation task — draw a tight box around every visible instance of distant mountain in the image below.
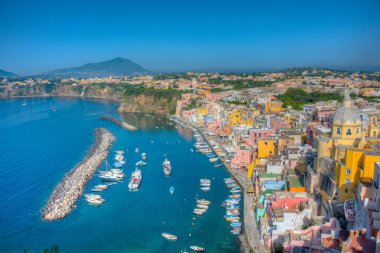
[45,57,151,78]
[0,69,17,77]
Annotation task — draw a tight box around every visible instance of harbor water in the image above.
[0,98,240,253]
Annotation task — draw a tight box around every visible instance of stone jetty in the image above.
[99,116,137,131]
[41,128,115,221]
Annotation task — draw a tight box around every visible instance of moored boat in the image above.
[190,246,205,252]
[169,186,175,194]
[161,233,177,241]
[162,158,172,176]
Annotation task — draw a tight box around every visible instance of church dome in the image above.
[332,93,361,125]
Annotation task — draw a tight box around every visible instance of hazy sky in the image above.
[0,0,380,75]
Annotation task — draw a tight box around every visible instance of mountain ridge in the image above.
[0,69,17,77]
[45,57,151,77]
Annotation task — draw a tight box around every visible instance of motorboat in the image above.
[91,184,108,192]
[196,204,208,209]
[136,160,147,166]
[200,187,210,191]
[128,169,142,190]
[169,186,175,194]
[162,158,172,176]
[141,152,147,160]
[196,199,211,205]
[209,157,219,163]
[214,163,223,168]
[200,179,211,184]
[190,246,205,252]
[161,233,177,241]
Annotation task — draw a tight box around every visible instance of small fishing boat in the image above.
[214,163,223,168]
[136,160,147,166]
[141,152,147,160]
[196,199,211,205]
[200,179,211,184]
[91,184,108,192]
[193,209,206,215]
[162,158,172,176]
[200,187,210,191]
[161,233,177,241]
[196,204,208,209]
[115,150,124,155]
[169,186,175,194]
[209,157,219,163]
[190,246,205,252]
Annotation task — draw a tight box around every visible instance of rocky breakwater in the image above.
[41,128,115,221]
[99,116,137,131]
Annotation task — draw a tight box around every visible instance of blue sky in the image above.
[0,0,379,75]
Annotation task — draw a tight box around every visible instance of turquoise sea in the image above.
[0,98,240,253]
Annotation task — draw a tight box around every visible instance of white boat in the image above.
[91,184,108,192]
[114,154,124,162]
[135,148,140,153]
[161,233,177,241]
[136,160,147,166]
[200,183,211,187]
[162,158,172,176]
[193,209,206,215]
[190,246,205,252]
[141,152,147,160]
[115,150,124,155]
[200,179,211,184]
[128,169,142,190]
[201,187,210,191]
[196,204,209,209]
[169,186,175,194]
[85,194,105,205]
[209,157,219,163]
[196,199,211,205]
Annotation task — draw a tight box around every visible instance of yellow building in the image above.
[228,109,242,126]
[265,101,285,114]
[197,107,207,115]
[257,139,277,159]
[316,93,380,202]
[336,148,380,201]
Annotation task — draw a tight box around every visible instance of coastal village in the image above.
[2,68,380,252]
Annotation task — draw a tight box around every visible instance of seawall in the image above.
[41,128,115,221]
[99,116,137,131]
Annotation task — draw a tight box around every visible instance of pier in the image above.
[170,116,267,253]
[100,116,137,131]
[41,128,115,221]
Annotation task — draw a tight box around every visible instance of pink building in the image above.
[231,144,253,169]
[250,128,276,145]
[269,115,291,131]
[182,109,197,120]
[205,93,225,101]
[314,110,333,126]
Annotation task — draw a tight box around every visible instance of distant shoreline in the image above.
[0,94,120,103]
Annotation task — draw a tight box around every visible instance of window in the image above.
[336,127,341,134]
[345,188,348,193]
[346,128,352,136]
[346,169,351,176]
[345,179,350,186]
[356,128,359,134]
[264,142,267,145]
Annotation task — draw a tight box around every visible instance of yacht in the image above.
[161,233,177,241]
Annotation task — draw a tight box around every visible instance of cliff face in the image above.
[118,95,178,114]
[0,84,122,100]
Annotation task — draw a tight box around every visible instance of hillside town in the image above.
[2,68,380,252]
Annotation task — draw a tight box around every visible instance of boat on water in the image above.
[200,187,210,191]
[161,233,177,241]
[196,204,208,209]
[214,163,223,168]
[190,246,205,252]
[136,160,147,166]
[91,184,108,192]
[209,157,219,163]
[50,102,57,111]
[115,150,124,155]
[169,186,175,194]
[193,209,206,215]
[85,194,105,205]
[141,152,147,160]
[99,161,124,182]
[196,199,211,205]
[200,179,211,184]
[162,158,172,176]
[135,147,139,153]
[128,169,142,190]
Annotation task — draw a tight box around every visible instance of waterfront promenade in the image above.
[171,116,267,253]
[41,128,115,221]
